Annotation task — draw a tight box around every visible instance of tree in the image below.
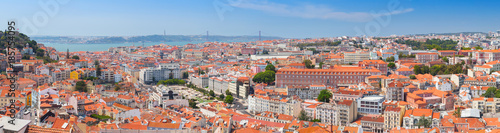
[36,49,45,57]
[319,62,324,69]
[494,89,500,98]
[386,56,395,62]
[482,87,497,98]
[265,64,276,72]
[209,90,215,97]
[95,60,101,77]
[413,65,421,74]
[75,81,88,92]
[225,89,232,96]
[183,72,189,79]
[114,84,121,91]
[198,68,205,75]
[189,99,198,109]
[72,55,80,60]
[453,108,461,118]
[262,49,269,55]
[22,54,30,60]
[298,110,310,121]
[252,70,275,84]
[224,95,234,104]
[474,46,483,50]
[409,75,416,79]
[219,94,225,100]
[304,59,313,69]
[317,90,332,103]
[388,62,396,69]
[416,115,431,128]
[443,56,449,63]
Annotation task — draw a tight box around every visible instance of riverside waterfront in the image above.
[41,41,203,52]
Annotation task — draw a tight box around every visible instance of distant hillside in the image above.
[32,35,283,44]
[412,32,486,36]
[0,31,38,51]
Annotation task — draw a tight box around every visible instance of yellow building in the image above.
[384,106,406,130]
[70,71,80,80]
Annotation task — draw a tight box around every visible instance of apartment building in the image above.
[286,85,325,100]
[332,89,363,101]
[31,74,52,86]
[359,60,388,75]
[357,95,385,115]
[248,95,302,117]
[209,77,230,94]
[139,63,181,84]
[470,86,489,98]
[227,77,251,99]
[406,89,454,110]
[276,66,381,88]
[464,76,496,87]
[386,81,404,101]
[416,53,438,63]
[101,69,115,83]
[438,50,457,57]
[384,106,405,130]
[450,74,467,87]
[344,51,370,64]
[182,49,205,59]
[190,73,205,86]
[403,109,441,129]
[254,111,293,124]
[473,60,500,73]
[148,85,185,109]
[395,67,414,76]
[315,103,339,125]
[472,50,500,64]
[360,116,384,133]
[51,68,70,82]
[471,97,500,114]
[337,100,357,126]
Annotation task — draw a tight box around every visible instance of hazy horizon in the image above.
[1,0,499,38]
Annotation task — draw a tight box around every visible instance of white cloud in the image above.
[230,0,414,22]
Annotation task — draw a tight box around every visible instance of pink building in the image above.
[473,50,500,64]
[276,66,381,88]
[416,53,439,63]
[395,67,414,76]
[332,89,363,101]
[438,50,457,57]
[359,60,388,75]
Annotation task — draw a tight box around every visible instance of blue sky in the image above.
[1,0,499,38]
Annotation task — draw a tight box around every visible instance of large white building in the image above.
[286,85,325,100]
[248,95,302,117]
[139,63,181,84]
[473,60,500,73]
[209,77,230,94]
[148,85,186,109]
[402,109,441,129]
[190,75,209,88]
[343,51,370,64]
[357,95,385,115]
[315,103,339,125]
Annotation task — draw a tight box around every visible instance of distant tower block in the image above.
[259,30,261,41]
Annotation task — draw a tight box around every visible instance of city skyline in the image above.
[1,0,500,38]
